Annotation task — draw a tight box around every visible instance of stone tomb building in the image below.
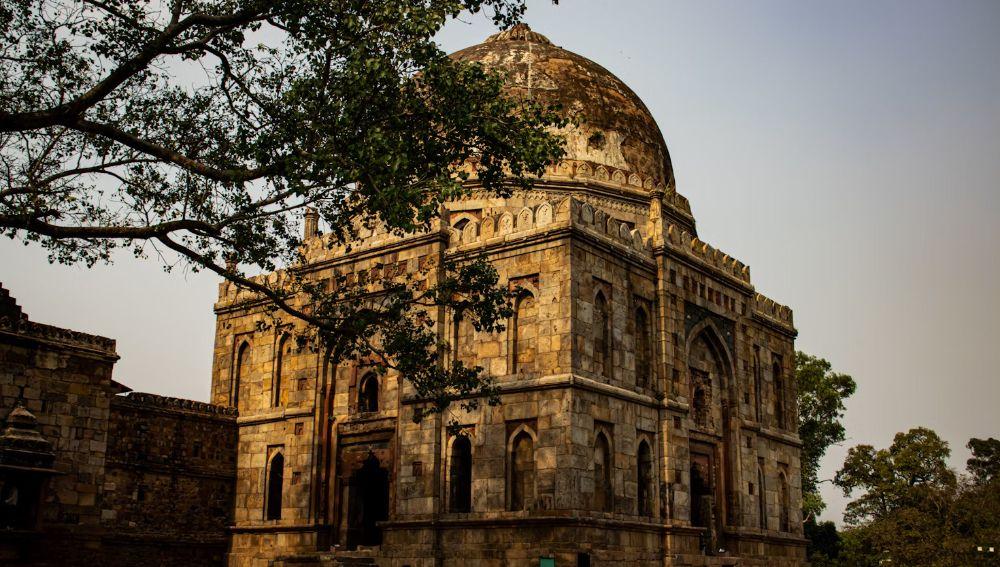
[212,26,805,566]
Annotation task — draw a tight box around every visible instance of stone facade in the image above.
[101,393,238,565]
[0,285,237,566]
[211,25,806,567]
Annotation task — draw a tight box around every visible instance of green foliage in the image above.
[0,0,565,418]
[795,351,856,519]
[967,437,1000,485]
[804,517,842,566]
[834,427,956,525]
[828,430,1000,567]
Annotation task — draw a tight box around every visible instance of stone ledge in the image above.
[237,406,313,426]
[402,373,668,409]
[230,522,327,534]
[382,514,707,536]
[0,317,118,359]
[114,392,238,418]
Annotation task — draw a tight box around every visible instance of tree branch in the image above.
[0,215,221,239]
[68,118,285,182]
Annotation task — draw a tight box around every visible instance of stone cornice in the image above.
[236,405,313,426]
[402,373,667,410]
[654,244,755,294]
[113,392,238,419]
[0,316,118,360]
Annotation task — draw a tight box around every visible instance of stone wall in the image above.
[0,285,238,567]
[0,285,120,564]
[102,392,237,566]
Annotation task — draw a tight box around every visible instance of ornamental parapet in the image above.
[115,391,238,418]
[458,158,693,219]
[0,315,117,357]
[664,223,751,284]
[752,292,795,327]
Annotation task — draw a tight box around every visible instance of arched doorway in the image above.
[449,436,473,513]
[345,452,389,549]
[687,323,739,533]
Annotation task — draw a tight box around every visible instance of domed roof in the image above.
[451,24,674,189]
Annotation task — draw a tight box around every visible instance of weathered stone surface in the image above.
[0,284,236,566]
[211,25,805,567]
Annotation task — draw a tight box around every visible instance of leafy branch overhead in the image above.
[0,0,566,417]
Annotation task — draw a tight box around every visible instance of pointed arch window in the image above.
[265,452,284,520]
[509,430,535,511]
[635,307,652,388]
[773,361,786,429]
[449,436,473,513]
[637,439,653,516]
[758,466,767,530]
[594,291,612,379]
[752,349,762,422]
[233,342,250,410]
[358,372,379,413]
[594,431,613,512]
[511,292,538,374]
[273,335,292,407]
[779,472,790,532]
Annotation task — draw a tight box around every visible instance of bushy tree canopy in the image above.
[795,351,856,519]
[1,0,565,418]
[828,429,1000,567]
[835,426,956,525]
[967,437,1000,485]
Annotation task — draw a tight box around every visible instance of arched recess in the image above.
[232,341,251,410]
[274,334,292,407]
[594,431,613,512]
[318,347,339,524]
[773,360,786,429]
[685,320,739,528]
[507,425,537,511]
[594,290,612,379]
[358,372,379,413]
[779,472,790,532]
[635,306,652,388]
[637,438,654,516]
[449,435,473,513]
[265,451,284,520]
[511,290,538,374]
[752,349,763,422]
[757,466,767,530]
[449,212,478,232]
[452,308,476,368]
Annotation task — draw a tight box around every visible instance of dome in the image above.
[451,24,674,189]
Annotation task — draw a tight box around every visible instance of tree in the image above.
[803,517,842,566]
[830,428,1000,567]
[834,427,956,525]
[795,351,856,519]
[0,1,565,418]
[967,437,1000,485]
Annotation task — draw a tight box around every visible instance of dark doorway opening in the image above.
[690,450,722,554]
[449,436,472,513]
[265,452,284,520]
[346,452,389,549]
[690,460,711,529]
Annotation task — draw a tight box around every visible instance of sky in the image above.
[2,0,998,525]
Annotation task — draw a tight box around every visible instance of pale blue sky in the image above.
[3,1,998,525]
